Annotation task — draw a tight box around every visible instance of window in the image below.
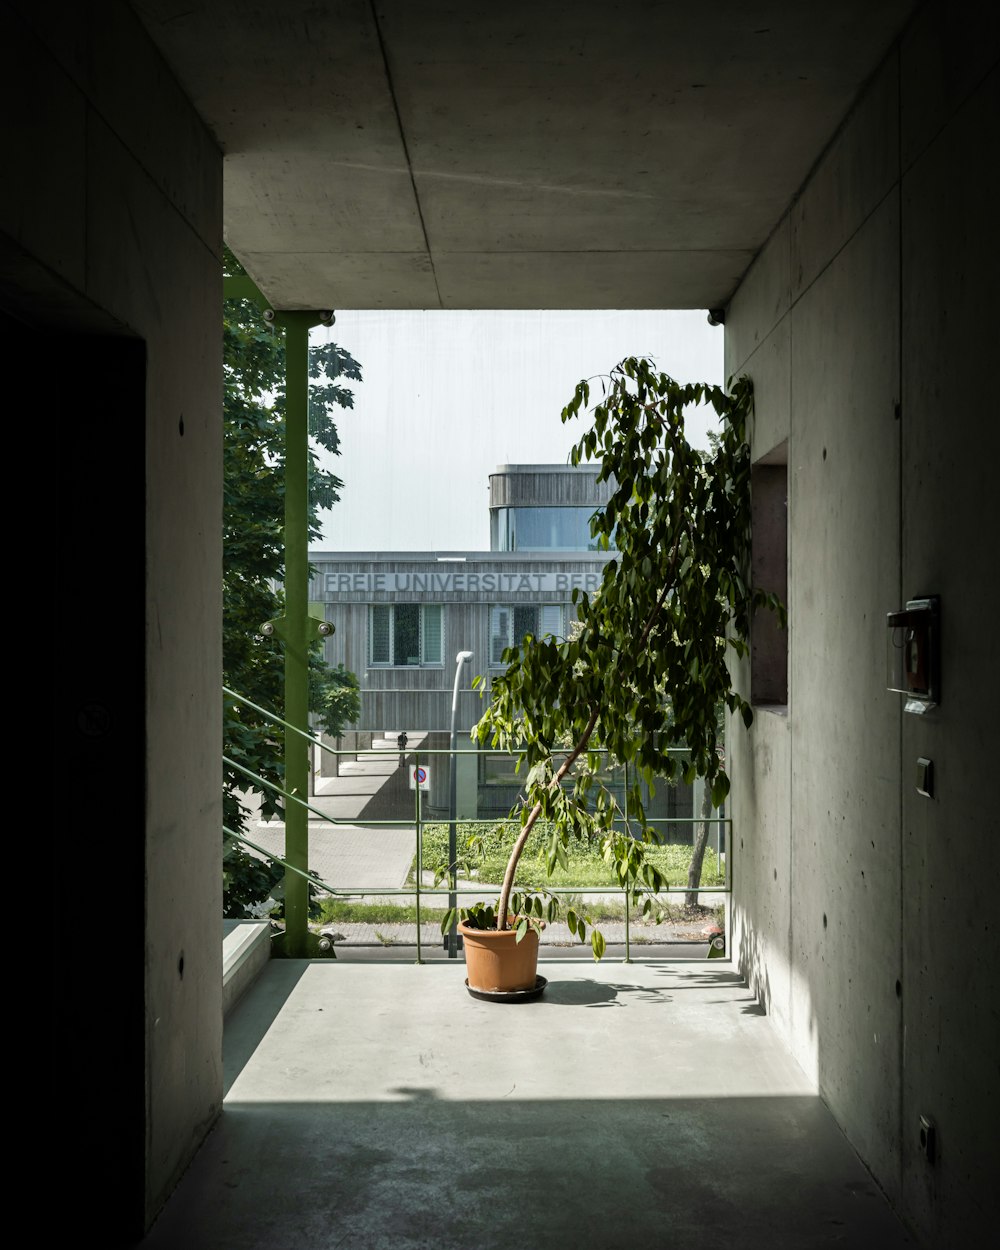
[751,443,788,707]
[491,506,613,552]
[490,603,564,665]
[369,604,443,666]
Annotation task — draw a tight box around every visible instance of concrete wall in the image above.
[726,4,998,1244]
[2,3,223,1239]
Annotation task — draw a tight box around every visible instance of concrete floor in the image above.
[137,959,914,1249]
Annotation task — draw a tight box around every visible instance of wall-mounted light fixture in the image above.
[886,596,940,714]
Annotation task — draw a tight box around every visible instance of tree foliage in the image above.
[439,357,783,955]
[223,247,362,916]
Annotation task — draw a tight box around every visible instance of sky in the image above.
[311,309,723,553]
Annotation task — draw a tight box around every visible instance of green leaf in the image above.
[464,360,767,929]
[591,929,606,961]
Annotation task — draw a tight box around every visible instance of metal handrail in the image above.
[225,689,731,961]
[224,754,370,826]
[228,754,727,889]
[224,685,344,756]
[224,825,338,894]
[225,685,708,762]
[228,753,732,833]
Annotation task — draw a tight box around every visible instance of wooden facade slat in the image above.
[313,552,611,731]
[489,464,615,508]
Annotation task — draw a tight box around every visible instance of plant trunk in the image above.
[494,567,676,930]
[685,781,714,908]
[495,707,600,930]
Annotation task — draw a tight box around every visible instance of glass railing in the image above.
[223,688,731,961]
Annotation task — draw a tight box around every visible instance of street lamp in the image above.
[448,650,474,958]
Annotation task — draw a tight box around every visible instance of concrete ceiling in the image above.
[135,1,915,310]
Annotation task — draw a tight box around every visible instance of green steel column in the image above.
[225,274,332,958]
[279,313,312,956]
[623,759,631,962]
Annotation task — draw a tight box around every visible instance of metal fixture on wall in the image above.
[886,596,940,714]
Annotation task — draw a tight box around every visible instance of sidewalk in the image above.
[249,820,416,893]
[315,917,719,957]
[246,732,420,891]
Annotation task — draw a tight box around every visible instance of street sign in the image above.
[409,765,431,791]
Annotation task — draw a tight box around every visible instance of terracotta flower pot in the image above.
[459,917,540,993]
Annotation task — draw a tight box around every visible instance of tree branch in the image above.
[495,704,601,930]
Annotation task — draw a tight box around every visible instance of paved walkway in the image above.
[247,732,420,891]
[250,820,417,893]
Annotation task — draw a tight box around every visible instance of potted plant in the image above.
[438,358,783,995]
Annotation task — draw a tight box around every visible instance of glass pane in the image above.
[394,603,420,666]
[370,604,390,663]
[490,605,510,665]
[513,604,539,642]
[481,751,521,785]
[421,604,442,663]
[539,604,563,638]
[502,506,611,551]
[491,507,510,551]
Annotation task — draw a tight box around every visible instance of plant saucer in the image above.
[465,975,548,1003]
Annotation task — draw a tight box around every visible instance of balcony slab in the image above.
[138,959,913,1249]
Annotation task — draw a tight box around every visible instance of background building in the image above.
[311,464,696,827]
[314,464,610,733]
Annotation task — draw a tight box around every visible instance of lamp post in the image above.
[448,650,474,958]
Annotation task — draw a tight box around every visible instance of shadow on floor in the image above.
[137,1093,913,1249]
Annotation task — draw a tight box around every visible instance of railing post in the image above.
[414,752,423,965]
[223,284,333,960]
[623,759,631,962]
[222,280,311,956]
[727,812,733,956]
[448,651,473,958]
[277,312,315,958]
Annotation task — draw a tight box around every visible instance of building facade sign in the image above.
[321,570,603,596]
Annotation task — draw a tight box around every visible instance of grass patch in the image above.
[316,899,452,926]
[315,896,724,928]
[413,821,726,890]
